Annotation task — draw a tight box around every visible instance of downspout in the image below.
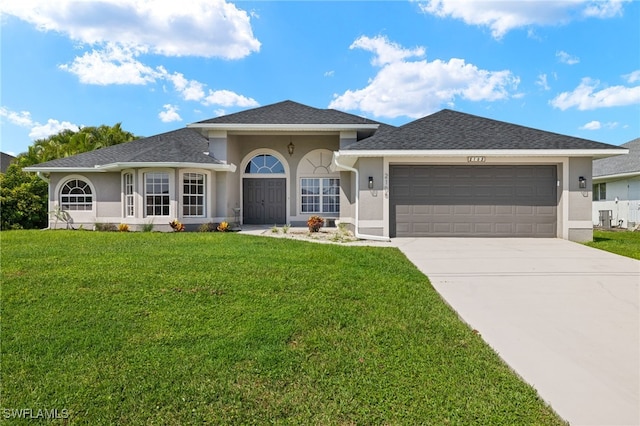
[333,153,390,242]
[36,172,49,183]
[35,172,51,230]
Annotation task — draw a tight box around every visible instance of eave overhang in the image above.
[336,148,628,158]
[187,123,379,134]
[24,162,237,173]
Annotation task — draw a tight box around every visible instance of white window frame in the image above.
[593,182,606,201]
[59,177,94,211]
[300,177,340,214]
[123,171,135,217]
[144,171,172,217]
[181,171,206,218]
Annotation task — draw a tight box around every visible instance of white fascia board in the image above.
[337,148,629,158]
[187,123,379,133]
[25,162,237,173]
[23,166,108,173]
[98,162,237,172]
[593,171,640,181]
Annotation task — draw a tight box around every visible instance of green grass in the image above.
[1,231,565,425]
[585,230,640,260]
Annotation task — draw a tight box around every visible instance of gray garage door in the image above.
[390,165,557,237]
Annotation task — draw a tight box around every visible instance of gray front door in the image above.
[243,178,286,225]
[390,165,557,237]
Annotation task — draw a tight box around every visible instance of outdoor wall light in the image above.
[368,176,374,189]
[287,139,295,156]
[579,176,586,189]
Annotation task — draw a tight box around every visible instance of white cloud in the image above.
[1,0,260,59]
[580,120,601,130]
[556,50,580,65]
[29,119,79,139]
[536,74,550,91]
[418,0,629,39]
[330,36,519,119]
[624,70,640,83]
[324,70,335,77]
[0,106,79,139]
[158,104,182,123]
[350,35,425,66]
[60,43,159,85]
[203,90,259,108]
[580,120,619,130]
[551,77,640,110]
[162,70,206,101]
[0,107,34,127]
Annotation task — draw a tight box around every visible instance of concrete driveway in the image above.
[393,238,639,426]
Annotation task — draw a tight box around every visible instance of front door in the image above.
[243,178,286,224]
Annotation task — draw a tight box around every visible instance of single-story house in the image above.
[25,100,628,241]
[592,138,640,229]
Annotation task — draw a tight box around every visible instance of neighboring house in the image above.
[1,152,16,173]
[25,100,627,241]
[592,138,640,229]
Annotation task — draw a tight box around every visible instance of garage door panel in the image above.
[390,165,557,237]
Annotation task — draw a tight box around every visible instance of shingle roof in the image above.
[1,152,16,173]
[195,100,380,125]
[27,128,222,168]
[593,138,640,177]
[345,109,624,151]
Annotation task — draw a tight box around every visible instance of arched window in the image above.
[244,154,285,174]
[60,179,93,211]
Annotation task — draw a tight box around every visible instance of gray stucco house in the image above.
[25,100,627,241]
[591,138,640,229]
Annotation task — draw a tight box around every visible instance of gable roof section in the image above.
[345,109,625,152]
[194,100,380,126]
[593,138,640,178]
[24,128,228,172]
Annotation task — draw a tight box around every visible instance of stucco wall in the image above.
[567,157,593,241]
[357,158,384,222]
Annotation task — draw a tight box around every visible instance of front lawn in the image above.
[585,230,640,260]
[1,231,565,424]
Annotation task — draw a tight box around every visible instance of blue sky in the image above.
[1,0,639,156]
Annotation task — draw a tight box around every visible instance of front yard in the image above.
[1,231,565,424]
[586,230,640,260]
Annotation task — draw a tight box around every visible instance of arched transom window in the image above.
[60,179,93,211]
[245,154,285,174]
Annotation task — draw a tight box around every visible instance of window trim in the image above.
[142,170,174,218]
[57,175,95,212]
[593,182,607,201]
[299,177,340,215]
[180,170,208,218]
[123,171,135,217]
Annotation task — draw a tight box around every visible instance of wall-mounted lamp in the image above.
[368,176,374,189]
[287,138,295,156]
[579,176,586,189]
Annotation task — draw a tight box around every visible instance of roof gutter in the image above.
[337,148,629,158]
[593,171,640,181]
[25,162,237,173]
[332,152,390,242]
[36,172,49,183]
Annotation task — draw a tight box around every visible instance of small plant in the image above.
[142,221,155,232]
[95,223,117,232]
[283,224,290,234]
[198,222,217,232]
[307,215,324,232]
[169,219,185,232]
[50,205,74,229]
[118,223,130,232]
[271,225,279,233]
[217,221,230,232]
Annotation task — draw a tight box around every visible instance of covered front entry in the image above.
[390,165,557,237]
[243,178,286,225]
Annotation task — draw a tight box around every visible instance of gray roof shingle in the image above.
[345,109,624,151]
[195,100,380,125]
[27,128,222,168]
[593,138,640,177]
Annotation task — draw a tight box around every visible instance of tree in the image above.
[0,123,138,230]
